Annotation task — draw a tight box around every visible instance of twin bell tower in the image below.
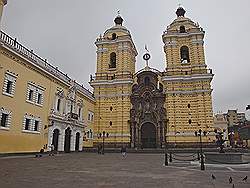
[90,7,214,148]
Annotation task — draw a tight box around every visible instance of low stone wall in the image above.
[205,152,243,164]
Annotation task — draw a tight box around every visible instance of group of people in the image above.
[97,144,127,158]
[35,144,55,157]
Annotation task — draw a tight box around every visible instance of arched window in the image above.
[180,46,190,63]
[144,77,150,85]
[188,119,192,124]
[180,25,186,33]
[56,98,61,111]
[110,52,116,68]
[112,33,117,40]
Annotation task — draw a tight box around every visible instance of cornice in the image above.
[90,79,133,86]
[0,31,95,102]
[162,73,213,82]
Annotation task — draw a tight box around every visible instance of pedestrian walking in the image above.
[97,144,101,154]
[121,146,127,158]
[49,144,55,156]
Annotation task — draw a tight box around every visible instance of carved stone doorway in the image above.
[141,122,156,148]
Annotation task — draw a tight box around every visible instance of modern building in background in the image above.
[213,113,228,145]
[1,2,216,153]
[224,109,246,146]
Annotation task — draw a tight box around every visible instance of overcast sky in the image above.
[1,0,250,118]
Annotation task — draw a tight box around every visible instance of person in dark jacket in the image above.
[121,146,126,158]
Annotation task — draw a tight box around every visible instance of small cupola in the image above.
[176,7,186,17]
[114,15,123,26]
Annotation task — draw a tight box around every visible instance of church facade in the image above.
[91,7,214,148]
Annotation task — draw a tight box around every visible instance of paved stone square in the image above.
[0,152,249,188]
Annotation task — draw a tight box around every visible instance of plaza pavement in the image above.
[0,152,249,188]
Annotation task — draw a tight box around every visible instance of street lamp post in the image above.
[195,129,205,170]
[98,131,109,154]
[165,120,169,166]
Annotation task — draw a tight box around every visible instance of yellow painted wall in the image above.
[162,15,214,144]
[91,20,136,147]
[0,41,95,153]
[0,47,54,153]
[82,94,95,147]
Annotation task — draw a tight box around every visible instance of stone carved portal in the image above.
[130,70,167,148]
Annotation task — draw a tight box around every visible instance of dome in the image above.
[104,15,130,36]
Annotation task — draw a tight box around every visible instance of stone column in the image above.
[71,130,75,152]
[60,129,65,152]
[0,0,7,29]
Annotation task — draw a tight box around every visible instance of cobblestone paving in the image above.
[0,153,249,188]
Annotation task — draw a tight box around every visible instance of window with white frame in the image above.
[37,93,42,104]
[36,89,44,105]
[88,111,94,122]
[26,84,36,103]
[54,90,64,114]
[78,106,82,120]
[28,90,34,101]
[86,129,93,139]
[2,72,17,97]
[34,119,40,131]
[0,108,12,129]
[26,83,44,106]
[23,114,41,132]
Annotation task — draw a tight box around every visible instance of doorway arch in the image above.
[141,122,156,148]
[64,127,71,153]
[75,132,80,151]
[52,129,59,151]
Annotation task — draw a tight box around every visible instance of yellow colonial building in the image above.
[91,7,214,148]
[1,2,215,153]
[0,0,95,154]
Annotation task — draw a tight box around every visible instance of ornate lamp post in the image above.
[195,129,206,170]
[98,131,109,154]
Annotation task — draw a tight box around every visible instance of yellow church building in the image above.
[0,1,215,154]
[91,7,214,148]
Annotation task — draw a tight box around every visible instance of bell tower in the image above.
[162,7,214,145]
[90,14,137,147]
